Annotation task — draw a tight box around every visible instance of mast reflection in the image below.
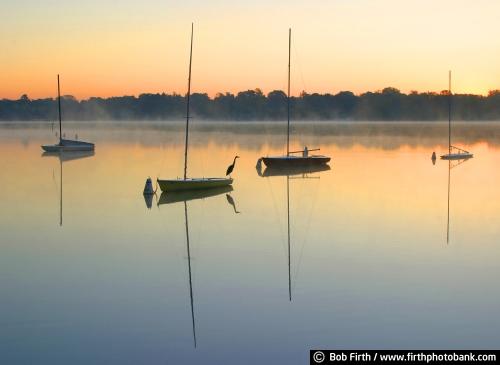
[157,186,239,347]
[445,157,471,244]
[42,151,95,226]
[256,164,329,301]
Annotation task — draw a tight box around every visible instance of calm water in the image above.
[0,121,499,364]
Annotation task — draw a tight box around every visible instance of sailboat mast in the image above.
[286,28,291,157]
[183,23,194,180]
[57,74,62,142]
[448,70,451,154]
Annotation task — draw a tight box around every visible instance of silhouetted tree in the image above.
[1,88,499,121]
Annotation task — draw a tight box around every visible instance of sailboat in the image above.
[42,150,95,226]
[260,29,330,168]
[440,71,473,160]
[41,75,95,152]
[157,24,233,192]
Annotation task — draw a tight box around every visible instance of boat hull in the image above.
[157,177,233,192]
[262,155,330,168]
[42,139,95,152]
[440,153,473,160]
[158,185,233,205]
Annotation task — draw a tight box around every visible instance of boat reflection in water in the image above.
[445,157,471,244]
[143,192,154,209]
[157,186,239,348]
[157,185,233,206]
[42,151,95,226]
[256,161,330,301]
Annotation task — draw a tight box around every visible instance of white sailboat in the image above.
[157,23,233,192]
[41,75,94,152]
[260,29,330,169]
[440,71,473,160]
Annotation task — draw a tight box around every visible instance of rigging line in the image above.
[287,28,291,156]
[183,23,194,180]
[448,70,452,155]
[293,36,308,94]
[57,74,62,143]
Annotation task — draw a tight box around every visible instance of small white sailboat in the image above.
[157,23,233,192]
[260,29,330,168]
[41,75,94,152]
[440,71,473,160]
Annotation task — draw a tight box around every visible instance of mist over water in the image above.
[0,122,499,364]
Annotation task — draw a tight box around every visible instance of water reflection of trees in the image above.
[2,122,500,150]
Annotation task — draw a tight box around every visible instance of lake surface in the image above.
[0,121,499,364]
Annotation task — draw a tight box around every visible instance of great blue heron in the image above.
[226,156,239,177]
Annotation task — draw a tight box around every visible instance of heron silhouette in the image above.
[226,156,239,177]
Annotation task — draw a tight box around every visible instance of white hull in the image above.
[157,177,233,192]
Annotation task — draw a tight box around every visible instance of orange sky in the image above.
[1,0,499,100]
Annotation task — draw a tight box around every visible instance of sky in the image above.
[1,0,499,99]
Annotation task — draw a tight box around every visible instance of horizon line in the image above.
[4,87,500,101]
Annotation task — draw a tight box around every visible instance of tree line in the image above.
[1,88,499,121]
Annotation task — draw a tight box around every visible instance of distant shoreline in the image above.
[2,88,500,122]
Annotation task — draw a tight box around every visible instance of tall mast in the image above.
[183,23,194,180]
[448,70,451,154]
[57,74,62,142]
[286,28,291,156]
